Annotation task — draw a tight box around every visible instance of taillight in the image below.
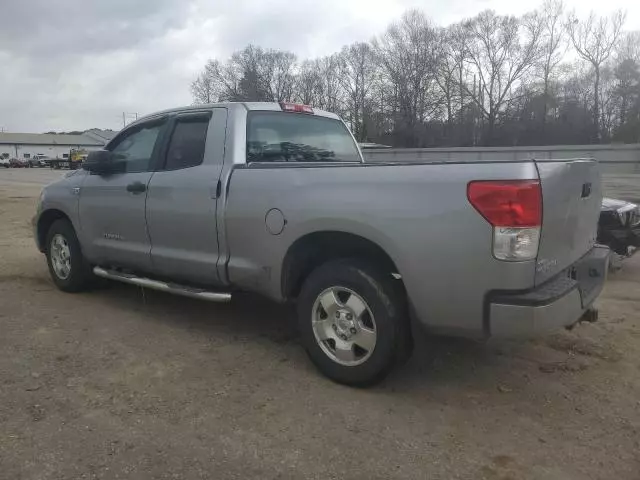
[280,102,314,114]
[467,180,542,261]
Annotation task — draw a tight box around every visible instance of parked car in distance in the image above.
[599,197,640,270]
[27,155,49,168]
[9,157,27,168]
[0,157,9,168]
[33,102,609,386]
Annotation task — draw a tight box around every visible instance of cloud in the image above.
[0,0,187,59]
[0,0,637,132]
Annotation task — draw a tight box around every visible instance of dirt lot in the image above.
[1,169,639,480]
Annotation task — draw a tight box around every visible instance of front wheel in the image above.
[45,219,94,292]
[297,259,411,386]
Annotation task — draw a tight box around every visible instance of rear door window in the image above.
[247,112,361,163]
[164,117,210,170]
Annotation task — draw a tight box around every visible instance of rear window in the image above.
[247,112,361,163]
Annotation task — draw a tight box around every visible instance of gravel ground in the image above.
[1,168,639,480]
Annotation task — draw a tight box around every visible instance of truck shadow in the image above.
[86,281,525,392]
[89,282,301,345]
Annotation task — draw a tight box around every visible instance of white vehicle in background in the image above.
[27,154,50,168]
[0,157,9,168]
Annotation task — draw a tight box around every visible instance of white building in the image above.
[0,129,117,160]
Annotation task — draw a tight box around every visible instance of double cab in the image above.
[34,102,608,385]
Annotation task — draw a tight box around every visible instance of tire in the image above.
[45,219,94,292]
[297,259,411,387]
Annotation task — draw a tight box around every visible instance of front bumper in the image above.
[488,246,609,338]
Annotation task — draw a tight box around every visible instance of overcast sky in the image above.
[1,0,638,133]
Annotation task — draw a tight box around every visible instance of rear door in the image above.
[534,158,602,285]
[78,118,167,271]
[145,108,227,285]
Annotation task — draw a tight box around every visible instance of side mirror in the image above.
[83,150,125,174]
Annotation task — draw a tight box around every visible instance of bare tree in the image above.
[435,24,474,144]
[294,60,323,105]
[338,43,376,141]
[296,55,344,114]
[598,65,618,140]
[229,45,268,101]
[612,56,640,142]
[536,0,566,139]
[190,58,246,103]
[190,69,215,104]
[435,28,458,135]
[318,55,344,114]
[262,50,297,102]
[617,31,640,63]
[190,46,297,103]
[566,10,626,141]
[462,10,543,144]
[613,58,640,127]
[191,6,637,148]
[374,10,442,146]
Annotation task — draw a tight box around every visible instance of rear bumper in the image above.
[488,246,609,338]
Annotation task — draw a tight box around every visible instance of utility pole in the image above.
[122,112,140,128]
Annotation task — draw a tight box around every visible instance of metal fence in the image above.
[362,144,640,174]
[361,144,640,202]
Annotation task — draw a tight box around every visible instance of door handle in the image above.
[126,181,147,194]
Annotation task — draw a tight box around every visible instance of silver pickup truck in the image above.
[34,102,609,386]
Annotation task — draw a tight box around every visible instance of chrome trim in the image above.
[93,267,231,302]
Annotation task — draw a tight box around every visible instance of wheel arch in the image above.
[281,230,403,301]
[37,209,72,252]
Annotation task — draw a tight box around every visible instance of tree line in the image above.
[191,2,640,147]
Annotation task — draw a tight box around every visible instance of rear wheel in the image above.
[297,259,411,386]
[45,219,94,292]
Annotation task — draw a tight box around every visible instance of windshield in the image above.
[247,112,361,163]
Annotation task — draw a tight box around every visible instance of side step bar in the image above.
[93,267,232,303]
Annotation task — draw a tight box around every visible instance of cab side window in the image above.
[163,117,209,170]
[109,122,164,172]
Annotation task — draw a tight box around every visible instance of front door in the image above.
[145,108,227,285]
[78,118,166,272]
[147,108,227,285]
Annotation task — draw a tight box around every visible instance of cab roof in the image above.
[131,102,340,127]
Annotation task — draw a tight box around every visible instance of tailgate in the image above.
[535,159,602,285]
